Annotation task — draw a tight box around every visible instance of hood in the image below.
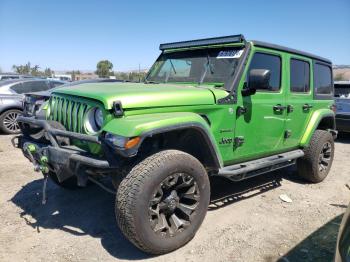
[52,82,227,109]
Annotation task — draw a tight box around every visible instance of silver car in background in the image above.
[0,79,65,134]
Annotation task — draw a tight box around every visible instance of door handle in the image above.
[287,105,294,113]
[302,104,313,110]
[273,104,286,112]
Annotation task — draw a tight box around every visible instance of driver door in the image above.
[233,49,287,162]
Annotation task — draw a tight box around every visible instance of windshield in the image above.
[146,47,244,89]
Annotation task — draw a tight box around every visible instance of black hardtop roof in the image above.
[159,34,331,64]
[251,40,331,64]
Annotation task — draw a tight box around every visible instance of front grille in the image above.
[48,94,96,133]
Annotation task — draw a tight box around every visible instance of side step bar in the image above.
[217,150,304,182]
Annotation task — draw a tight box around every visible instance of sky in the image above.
[0,0,349,72]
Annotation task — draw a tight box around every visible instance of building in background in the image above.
[49,74,72,81]
[74,73,98,81]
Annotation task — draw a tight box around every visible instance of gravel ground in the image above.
[0,134,349,262]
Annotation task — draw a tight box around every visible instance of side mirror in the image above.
[241,69,271,97]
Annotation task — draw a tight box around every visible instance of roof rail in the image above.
[159,34,245,51]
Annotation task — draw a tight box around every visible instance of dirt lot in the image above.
[0,134,349,262]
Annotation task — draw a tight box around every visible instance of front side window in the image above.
[314,63,333,95]
[248,52,281,91]
[146,47,244,89]
[290,58,310,93]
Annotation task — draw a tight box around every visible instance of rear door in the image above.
[284,55,313,149]
[234,49,287,161]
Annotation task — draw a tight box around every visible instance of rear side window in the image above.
[290,59,310,93]
[11,81,49,93]
[249,52,281,91]
[314,63,333,97]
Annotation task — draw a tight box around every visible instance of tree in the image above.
[44,68,54,77]
[30,65,40,76]
[12,62,31,75]
[96,60,113,78]
[12,62,55,77]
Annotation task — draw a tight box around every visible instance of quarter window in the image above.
[10,83,24,93]
[249,52,281,91]
[51,81,65,88]
[314,63,333,95]
[290,59,310,93]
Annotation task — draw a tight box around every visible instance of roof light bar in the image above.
[159,34,246,51]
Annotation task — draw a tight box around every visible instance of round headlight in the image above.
[85,107,103,134]
[94,108,103,128]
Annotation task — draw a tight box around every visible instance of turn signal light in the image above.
[125,137,141,149]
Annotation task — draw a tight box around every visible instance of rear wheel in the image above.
[0,109,22,134]
[297,130,334,183]
[115,150,210,254]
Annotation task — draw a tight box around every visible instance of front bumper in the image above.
[15,116,119,184]
[336,113,350,133]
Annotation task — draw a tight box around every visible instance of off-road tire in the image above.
[115,150,210,254]
[297,130,334,183]
[0,109,22,134]
[48,171,80,190]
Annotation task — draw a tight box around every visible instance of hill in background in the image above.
[333,65,350,81]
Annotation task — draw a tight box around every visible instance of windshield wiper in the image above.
[199,54,214,85]
[169,59,177,75]
[164,59,177,83]
[145,80,159,84]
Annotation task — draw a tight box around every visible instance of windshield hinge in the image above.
[217,94,236,104]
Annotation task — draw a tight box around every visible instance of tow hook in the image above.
[24,143,50,205]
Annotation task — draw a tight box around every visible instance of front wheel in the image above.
[115,150,210,255]
[297,130,335,183]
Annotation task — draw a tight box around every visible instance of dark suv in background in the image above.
[334,81,350,133]
[0,79,65,134]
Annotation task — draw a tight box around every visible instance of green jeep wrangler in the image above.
[14,35,337,254]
